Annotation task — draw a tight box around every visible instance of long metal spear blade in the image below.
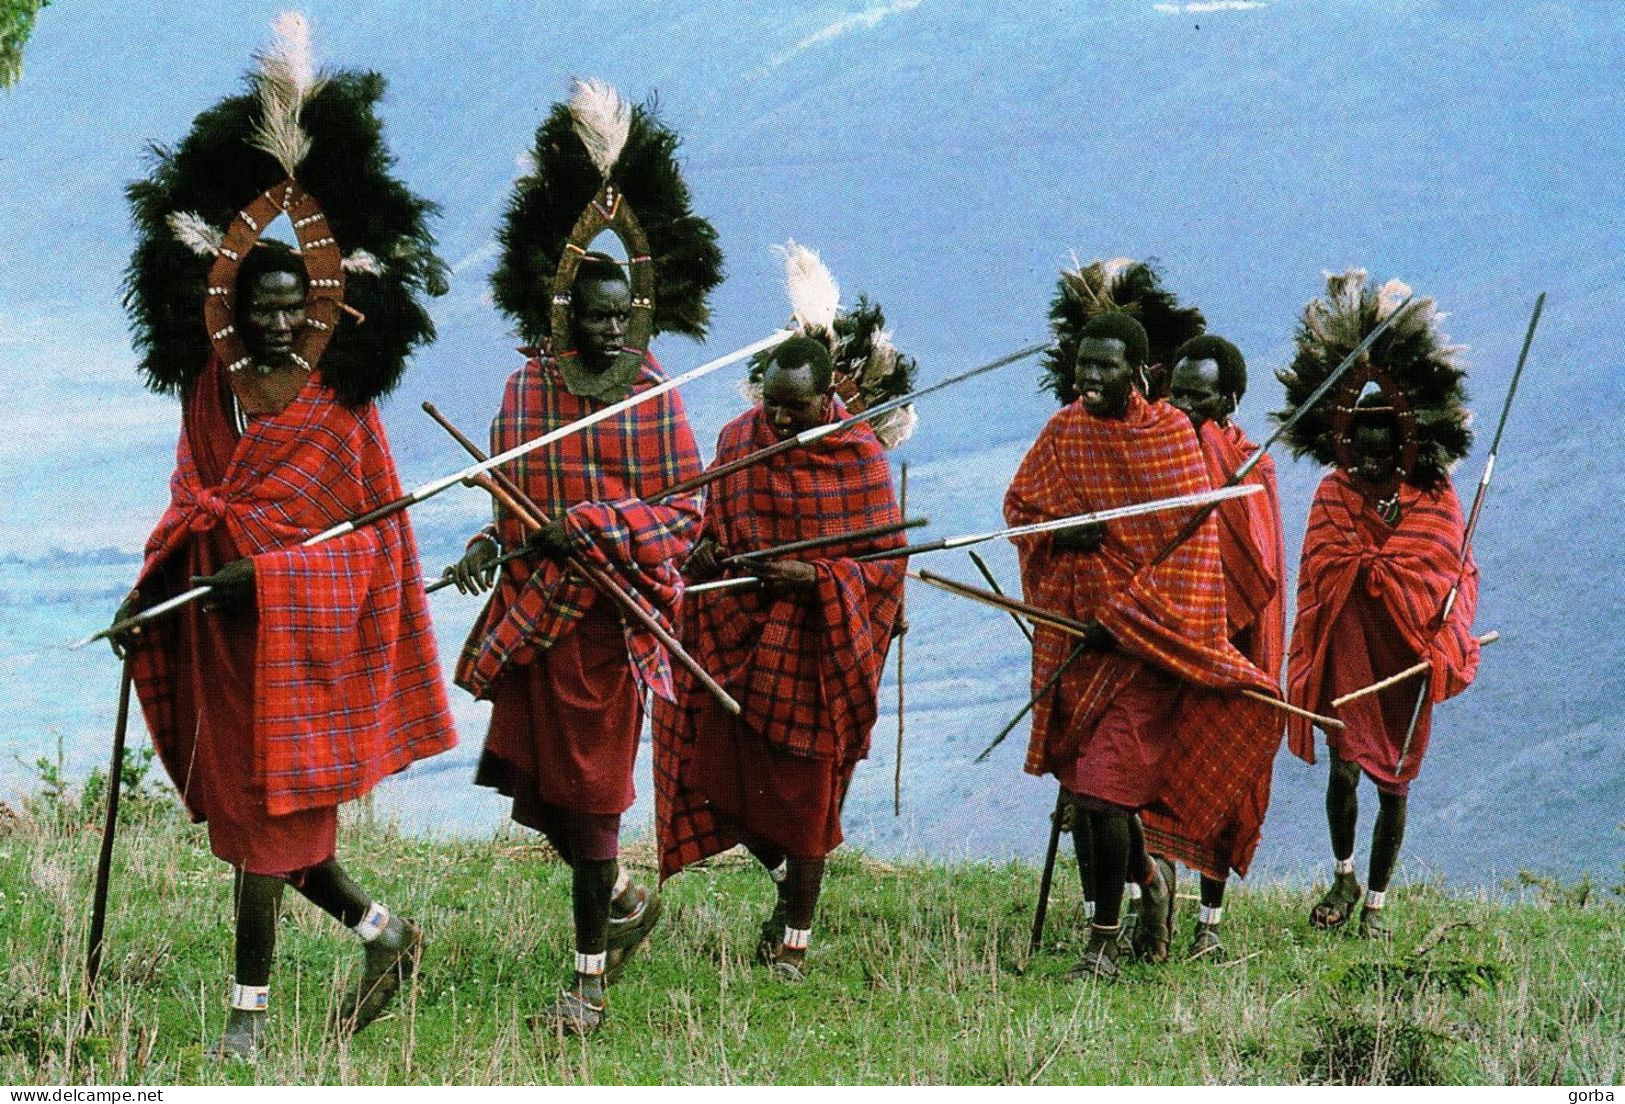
[70,330,791,649]
[857,484,1263,561]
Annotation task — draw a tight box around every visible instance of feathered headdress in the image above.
[1040,256,1206,404]
[490,78,724,368]
[124,11,447,409]
[1272,268,1471,490]
[743,242,919,449]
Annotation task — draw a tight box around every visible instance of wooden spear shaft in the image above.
[83,657,134,1025]
[1331,630,1500,708]
[424,404,741,717]
[913,569,1344,732]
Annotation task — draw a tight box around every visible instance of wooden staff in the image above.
[1332,630,1500,708]
[424,404,741,717]
[1030,786,1068,953]
[914,569,1344,731]
[893,462,907,818]
[72,331,792,650]
[83,657,134,1026]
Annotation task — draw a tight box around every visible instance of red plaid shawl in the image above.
[1143,420,1286,876]
[1286,470,1481,765]
[1004,392,1279,875]
[455,353,703,702]
[130,358,457,817]
[654,402,906,879]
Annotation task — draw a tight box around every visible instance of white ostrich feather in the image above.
[775,240,840,334]
[872,405,918,450]
[568,78,631,178]
[167,211,224,257]
[342,249,384,275]
[250,11,324,177]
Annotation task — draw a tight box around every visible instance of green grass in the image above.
[0,789,1620,1086]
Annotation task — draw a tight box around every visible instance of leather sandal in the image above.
[335,919,423,1035]
[1310,872,1362,930]
[604,885,663,985]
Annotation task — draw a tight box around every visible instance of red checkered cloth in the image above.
[1003,391,1279,878]
[1143,419,1287,877]
[129,357,457,817]
[654,401,906,880]
[1286,470,1481,774]
[455,352,704,703]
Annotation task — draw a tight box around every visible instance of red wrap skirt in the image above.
[1323,592,1426,795]
[477,604,643,822]
[690,696,848,860]
[1058,663,1184,813]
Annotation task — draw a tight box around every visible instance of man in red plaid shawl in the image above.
[448,254,704,1028]
[114,245,457,1057]
[1005,313,1278,980]
[1290,399,1480,937]
[1151,334,1287,960]
[651,336,906,980]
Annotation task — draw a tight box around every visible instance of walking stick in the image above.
[1030,786,1067,952]
[424,404,742,716]
[894,462,907,817]
[83,657,134,1025]
[1394,292,1545,773]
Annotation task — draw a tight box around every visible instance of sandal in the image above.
[1310,872,1362,930]
[1132,858,1176,963]
[1188,921,1224,961]
[335,918,423,1035]
[528,987,605,1038]
[1066,925,1123,982]
[604,885,663,985]
[1357,906,1392,941]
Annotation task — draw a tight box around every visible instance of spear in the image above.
[682,517,927,597]
[968,549,1031,645]
[688,487,1260,594]
[1392,293,1544,773]
[82,657,135,1026]
[893,462,908,818]
[980,295,1420,755]
[422,404,741,716]
[72,329,792,649]
[654,340,1049,501]
[915,569,1343,728]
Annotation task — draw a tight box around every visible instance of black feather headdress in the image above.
[1272,269,1472,491]
[490,79,723,349]
[123,12,446,409]
[743,242,918,449]
[1040,257,1206,404]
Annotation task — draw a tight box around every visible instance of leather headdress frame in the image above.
[547,181,655,378]
[1331,362,1418,491]
[202,178,345,413]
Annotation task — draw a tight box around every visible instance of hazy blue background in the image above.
[2,1,1620,889]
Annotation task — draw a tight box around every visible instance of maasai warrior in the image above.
[1279,271,1479,938]
[111,15,455,1059]
[1152,334,1287,959]
[654,326,908,980]
[1005,312,1279,979]
[1039,258,1206,933]
[446,80,721,1035]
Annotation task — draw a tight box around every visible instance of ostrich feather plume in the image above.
[776,239,840,335]
[342,249,384,275]
[250,11,323,177]
[568,78,631,178]
[166,211,224,257]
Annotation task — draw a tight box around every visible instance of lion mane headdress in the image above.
[1273,268,1472,491]
[1040,256,1206,405]
[488,78,724,386]
[124,12,447,411]
[740,241,918,450]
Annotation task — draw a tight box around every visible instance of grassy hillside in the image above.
[0,781,1620,1086]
